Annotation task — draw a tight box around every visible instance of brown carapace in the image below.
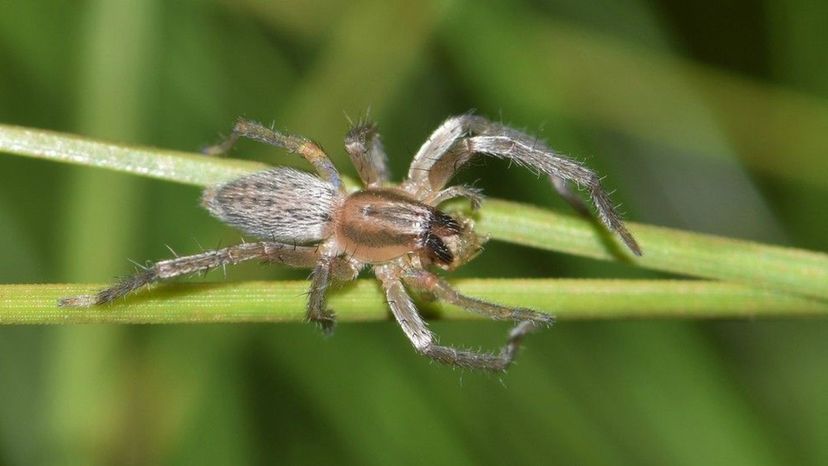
[60,114,641,371]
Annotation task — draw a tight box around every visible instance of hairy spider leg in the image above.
[344,121,390,187]
[376,265,539,371]
[59,242,323,308]
[401,269,554,324]
[204,117,343,191]
[405,114,641,255]
[426,185,485,210]
[307,255,337,335]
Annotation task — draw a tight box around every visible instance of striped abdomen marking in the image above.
[202,167,337,243]
[336,189,460,264]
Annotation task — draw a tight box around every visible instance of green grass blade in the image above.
[1,124,826,300]
[0,124,267,186]
[478,200,828,300]
[1,279,825,325]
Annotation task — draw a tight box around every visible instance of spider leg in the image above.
[463,134,641,255]
[307,255,338,335]
[405,114,641,255]
[405,114,479,189]
[344,120,390,187]
[549,174,591,217]
[58,241,322,308]
[402,269,554,325]
[204,117,342,190]
[376,265,538,371]
[426,185,484,210]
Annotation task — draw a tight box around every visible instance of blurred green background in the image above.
[1,0,827,464]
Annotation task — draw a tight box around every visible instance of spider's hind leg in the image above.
[59,242,321,308]
[204,117,342,189]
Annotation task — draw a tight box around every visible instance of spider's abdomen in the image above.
[335,189,460,264]
[202,167,337,243]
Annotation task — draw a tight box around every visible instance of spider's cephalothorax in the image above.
[60,115,641,371]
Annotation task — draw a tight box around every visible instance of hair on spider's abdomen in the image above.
[202,167,337,243]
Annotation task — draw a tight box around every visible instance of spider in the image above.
[60,114,641,371]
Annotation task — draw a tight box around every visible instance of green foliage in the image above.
[1,0,827,465]
[3,122,825,307]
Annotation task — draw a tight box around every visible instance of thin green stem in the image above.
[1,280,825,325]
[476,200,828,300]
[1,124,827,304]
[0,124,267,186]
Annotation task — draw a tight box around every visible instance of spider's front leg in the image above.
[375,265,538,371]
[405,114,641,255]
[402,269,554,325]
[58,242,323,308]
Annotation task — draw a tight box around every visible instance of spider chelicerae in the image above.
[60,114,641,371]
